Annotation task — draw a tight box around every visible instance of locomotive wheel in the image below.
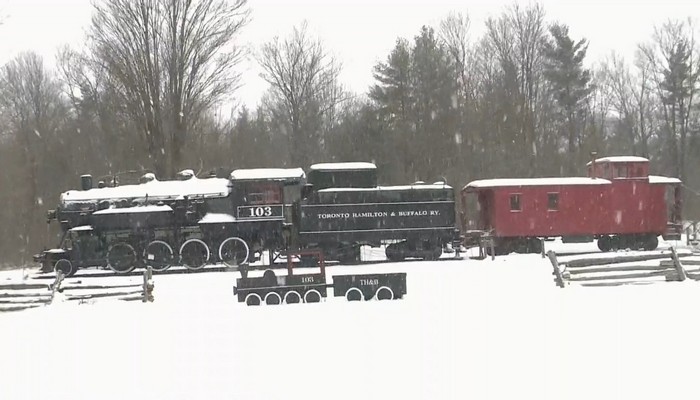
[264,292,282,305]
[144,240,174,272]
[303,289,322,303]
[283,291,302,304]
[218,237,249,267]
[643,235,659,251]
[179,239,210,270]
[597,236,612,252]
[423,247,442,261]
[54,259,77,277]
[336,245,361,264]
[385,242,405,262]
[245,293,262,306]
[107,243,137,274]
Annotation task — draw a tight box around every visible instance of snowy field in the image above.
[2,240,700,400]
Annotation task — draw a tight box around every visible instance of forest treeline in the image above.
[0,0,699,265]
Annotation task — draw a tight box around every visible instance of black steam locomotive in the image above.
[34,162,459,276]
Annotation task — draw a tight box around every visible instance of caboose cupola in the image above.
[586,156,649,179]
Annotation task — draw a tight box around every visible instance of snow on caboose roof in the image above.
[586,156,649,165]
[464,177,611,190]
[229,168,305,181]
[61,177,230,204]
[92,205,173,215]
[648,175,682,184]
[309,162,377,171]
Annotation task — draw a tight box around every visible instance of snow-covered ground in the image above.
[2,240,700,400]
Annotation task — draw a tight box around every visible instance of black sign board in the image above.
[237,204,284,220]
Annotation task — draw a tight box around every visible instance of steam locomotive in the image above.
[34,162,459,276]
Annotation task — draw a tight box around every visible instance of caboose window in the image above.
[547,193,559,210]
[614,165,627,178]
[509,194,521,211]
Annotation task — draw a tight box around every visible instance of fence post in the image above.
[143,266,154,302]
[547,251,565,288]
[49,270,65,305]
[670,247,687,282]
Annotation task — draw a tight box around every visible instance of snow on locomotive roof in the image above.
[465,177,611,189]
[309,162,377,171]
[229,168,305,181]
[648,175,682,184]
[318,183,452,192]
[92,205,173,215]
[61,177,230,203]
[586,156,649,165]
[198,213,237,224]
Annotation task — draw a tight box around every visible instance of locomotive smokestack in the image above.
[80,174,93,191]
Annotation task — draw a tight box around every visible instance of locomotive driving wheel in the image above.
[107,242,137,274]
[179,239,210,270]
[218,237,250,267]
[385,242,406,262]
[144,240,174,272]
[54,259,77,277]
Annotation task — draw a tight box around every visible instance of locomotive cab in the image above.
[197,168,306,266]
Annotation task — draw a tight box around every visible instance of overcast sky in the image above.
[0,0,698,111]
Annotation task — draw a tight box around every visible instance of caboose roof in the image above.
[586,156,649,165]
[309,162,377,171]
[464,177,611,190]
[61,177,230,203]
[229,168,305,181]
[648,175,682,184]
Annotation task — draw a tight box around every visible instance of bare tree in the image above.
[485,3,548,175]
[440,12,472,103]
[439,12,475,177]
[0,52,67,261]
[638,19,700,181]
[88,0,250,176]
[600,53,657,158]
[257,22,345,167]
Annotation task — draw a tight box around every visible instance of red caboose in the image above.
[460,156,682,255]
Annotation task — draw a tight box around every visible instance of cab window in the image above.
[245,182,281,204]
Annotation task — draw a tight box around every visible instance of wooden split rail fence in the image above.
[548,248,699,288]
[0,268,155,312]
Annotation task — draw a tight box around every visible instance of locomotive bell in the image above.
[80,174,93,191]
